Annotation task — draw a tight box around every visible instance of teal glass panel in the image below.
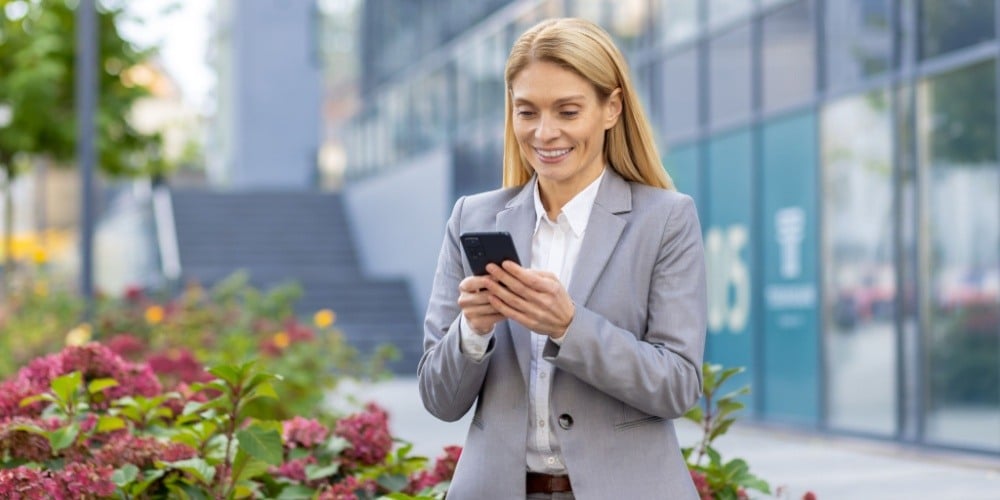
[664,143,700,199]
[705,129,755,409]
[761,112,820,424]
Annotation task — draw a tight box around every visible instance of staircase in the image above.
[169,189,422,374]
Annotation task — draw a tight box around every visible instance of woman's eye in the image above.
[560,110,579,118]
[516,110,536,118]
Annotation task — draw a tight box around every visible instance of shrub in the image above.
[0,345,452,499]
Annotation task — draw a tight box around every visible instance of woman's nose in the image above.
[534,115,560,141]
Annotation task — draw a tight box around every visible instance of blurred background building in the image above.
[339,0,1000,457]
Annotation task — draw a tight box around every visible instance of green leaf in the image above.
[233,481,258,499]
[378,473,410,491]
[706,446,722,467]
[96,415,127,433]
[244,372,279,393]
[51,371,82,404]
[718,386,752,401]
[208,365,241,388]
[158,457,216,484]
[305,462,339,481]
[709,418,735,442]
[87,378,119,394]
[275,485,317,499]
[130,469,165,496]
[48,423,79,451]
[112,464,139,486]
[236,426,283,465]
[18,394,55,408]
[245,381,278,401]
[683,405,703,424]
[702,363,720,392]
[722,458,749,481]
[714,366,745,389]
[740,476,772,494]
[232,449,271,482]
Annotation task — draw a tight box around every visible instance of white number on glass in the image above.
[705,225,750,333]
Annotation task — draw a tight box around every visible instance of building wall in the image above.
[212,0,321,189]
[343,147,452,318]
[345,0,1000,455]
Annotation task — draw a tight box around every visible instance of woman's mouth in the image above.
[535,147,572,163]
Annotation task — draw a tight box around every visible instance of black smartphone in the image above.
[460,231,521,276]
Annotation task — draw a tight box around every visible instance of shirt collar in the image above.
[532,168,606,238]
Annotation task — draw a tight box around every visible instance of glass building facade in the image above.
[346,0,1000,455]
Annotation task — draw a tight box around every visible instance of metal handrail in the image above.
[151,184,181,283]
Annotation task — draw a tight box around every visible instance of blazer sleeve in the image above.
[417,196,494,422]
[543,194,707,419]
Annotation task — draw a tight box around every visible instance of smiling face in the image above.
[509,60,621,203]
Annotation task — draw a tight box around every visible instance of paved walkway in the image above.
[328,378,1000,500]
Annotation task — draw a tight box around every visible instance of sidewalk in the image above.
[330,377,1000,500]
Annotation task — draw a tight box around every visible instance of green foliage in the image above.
[1,359,454,498]
[0,278,83,376]
[683,363,772,500]
[0,0,166,177]
[0,271,397,420]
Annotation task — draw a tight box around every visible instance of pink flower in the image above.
[105,334,146,360]
[283,416,330,449]
[334,403,393,469]
[57,462,115,498]
[93,434,196,469]
[0,417,61,462]
[270,456,317,483]
[123,285,145,303]
[0,344,163,419]
[803,492,818,500]
[690,469,713,500]
[146,348,212,386]
[408,445,462,493]
[0,467,61,499]
[317,476,377,500]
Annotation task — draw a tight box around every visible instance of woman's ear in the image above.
[605,88,623,130]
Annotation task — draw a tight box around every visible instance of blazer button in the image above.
[558,413,573,430]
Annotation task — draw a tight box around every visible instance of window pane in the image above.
[825,0,892,92]
[919,0,995,60]
[709,0,753,29]
[821,91,897,435]
[657,0,700,45]
[658,47,700,140]
[762,0,815,112]
[709,25,753,127]
[918,60,1000,451]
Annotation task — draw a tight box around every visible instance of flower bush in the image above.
[0,344,455,499]
[683,363,817,500]
[0,271,398,420]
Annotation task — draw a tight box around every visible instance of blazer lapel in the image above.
[567,170,631,305]
[495,178,537,386]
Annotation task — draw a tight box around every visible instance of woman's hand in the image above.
[457,275,504,334]
[483,261,575,338]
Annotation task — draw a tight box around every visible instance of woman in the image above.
[418,18,706,500]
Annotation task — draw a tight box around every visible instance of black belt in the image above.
[526,472,572,494]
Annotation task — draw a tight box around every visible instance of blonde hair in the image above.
[502,18,673,190]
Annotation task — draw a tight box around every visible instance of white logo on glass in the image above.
[775,207,805,279]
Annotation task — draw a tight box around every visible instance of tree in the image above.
[0,0,166,288]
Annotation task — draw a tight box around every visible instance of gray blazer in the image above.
[418,169,706,500]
